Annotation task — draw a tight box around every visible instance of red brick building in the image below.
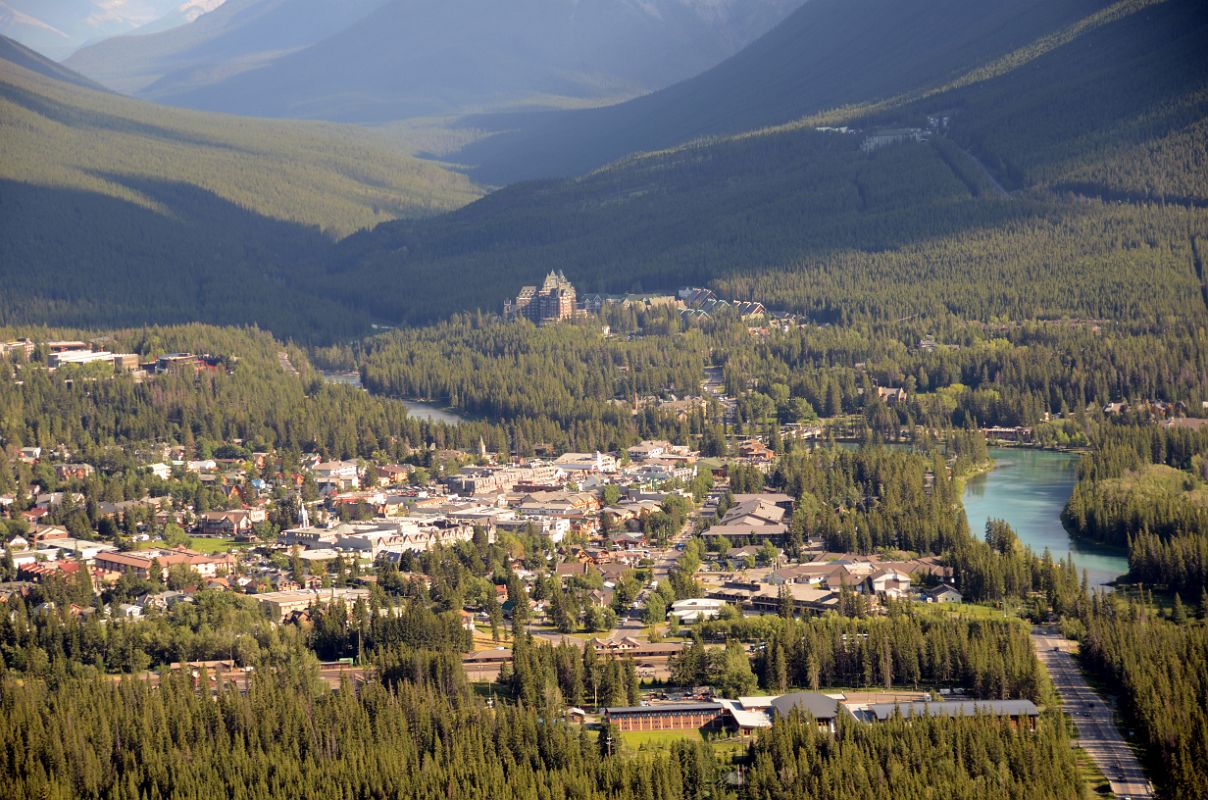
[603,702,724,732]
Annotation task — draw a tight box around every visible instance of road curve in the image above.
[1032,629,1153,799]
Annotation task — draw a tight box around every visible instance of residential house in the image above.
[54,463,95,481]
[197,510,256,537]
[736,440,775,463]
[863,568,911,599]
[926,584,963,604]
[876,387,907,405]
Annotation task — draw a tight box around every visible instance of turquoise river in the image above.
[963,447,1129,588]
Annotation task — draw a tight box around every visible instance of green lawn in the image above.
[188,537,249,554]
[912,601,1014,621]
[619,729,707,751]
[1073,744,1113,797]
[618,729,748,759]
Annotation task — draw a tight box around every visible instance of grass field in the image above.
[1073,739,1114,796]
[912,601,1015,621]
[188,537,250,554]
[618,729,748,759]
[619,729,708,751]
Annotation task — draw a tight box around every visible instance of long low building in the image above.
[95,547,234,579]
[604,702,725,732]
[708,583,839,616]
[255,587,372,621]
[848,699,1041,729]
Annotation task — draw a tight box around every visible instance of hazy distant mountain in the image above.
[129,0,229,36]
[68,0,804,122]
[0,33,106,90]
[0,0,221,61]
[65,0,389,95]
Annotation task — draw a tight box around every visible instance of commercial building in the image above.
[94,548,235,580]
[603,702,725,732]
[847,699,1040,730]
[255,587,372,622]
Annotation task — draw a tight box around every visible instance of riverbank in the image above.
[963,448,1128,587]
[953,458,996,498]
[320,370,470,424]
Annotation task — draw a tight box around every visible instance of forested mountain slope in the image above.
[328,0,1208,328]
[455,0,1200,185]
[4,1,1206,340]
[0,39,481,339]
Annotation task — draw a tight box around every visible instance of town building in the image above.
[846,699,1040,730]
[94,548,235,580]
[604,702,725,732]
[255,587,372,622]
[770,692,843,733]
[312,460,360,492]
[669,597,726,624]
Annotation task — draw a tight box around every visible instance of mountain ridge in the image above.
[452,0,1111,184]
[65,0,388,96]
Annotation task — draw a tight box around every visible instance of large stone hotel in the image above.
[505,271,578,325]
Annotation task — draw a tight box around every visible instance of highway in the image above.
[1031,629,1153,799]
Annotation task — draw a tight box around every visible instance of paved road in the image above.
[611,521,694,638]
[1032,629,1153,799]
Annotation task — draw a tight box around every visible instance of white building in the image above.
[48,350,113,368]
[669,597,727,624]
[554,451,618,474]
[45,538,119,562]
[313,460,360,492]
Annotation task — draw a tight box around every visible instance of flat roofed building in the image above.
[255,587,372,622]
[45,538,118,562]
[854,700,1040,730]
[48,350,113,368]
[771,692,843,732]
[603,702,725,732]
